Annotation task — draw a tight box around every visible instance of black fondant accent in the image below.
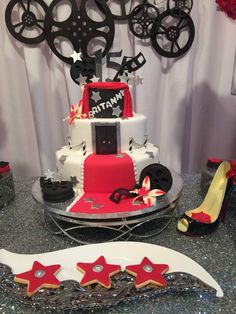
[70,57,96,86]
[5,0,48,44]
[151,9,195,58]
[95,125,117,155]
[110,188,137,204]
[89,88,124,118]
[44,0,115,64]
[139,163,173,192]
[41,181,74,202]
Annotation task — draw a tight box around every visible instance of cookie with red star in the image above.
[14,261,61,296]
[77,256,121,288]
[125,257,169,289]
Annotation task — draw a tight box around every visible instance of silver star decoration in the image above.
[118,71,129,83]
[77,73,87,86]
[70,51,82,63]
[59,155,68,164]
[115,154,124,158]
[51,172,62,182]
[71,176,79,186]
[135,75,143,86]
[83,197,95,203]
[145,151,154,159]
[112,106,122,117]
[91,91,101,103]
[44,169,54,180]
[90,75,100,83]
[91,203,104,209]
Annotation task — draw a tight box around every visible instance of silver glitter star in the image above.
[118,71,129,83]
[91,203,104,209]
[115,154,124,158]
[145,151,154,159]
[70,51,82,63]
[90,75,100,83]
[59,155,68,164]
[77,73,87,86]
[71,176,79,186]
[83,197,95,203]
[51,171,62,182]
[44,169,54,180]
[91,91,101,103]
[135,75,143,86]
[112,106,122,117]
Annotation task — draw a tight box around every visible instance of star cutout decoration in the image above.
[59,155,68,164]
[135,75,143,86]
[145,151,154,159]
[112,106,122,117]
[90,75,100,83]
[14,261,61,296]
[125,257,169,289]
[44,169,54,180]
[77,256,121,288]
[91,203,104,209]
[71,176,79,186]
[91,91,101,103]
[70,51,82,63]
[76,74,87,86]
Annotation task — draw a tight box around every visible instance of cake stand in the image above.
[32,170,183,244]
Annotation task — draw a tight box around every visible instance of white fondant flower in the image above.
[130,176,166,207]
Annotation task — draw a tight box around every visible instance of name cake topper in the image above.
[88,88,125,118]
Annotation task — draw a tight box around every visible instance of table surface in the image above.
[0,175,236,313]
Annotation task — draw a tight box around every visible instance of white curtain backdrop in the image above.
[1,0,236,176]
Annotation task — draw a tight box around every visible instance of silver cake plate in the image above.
[32,170,183,244]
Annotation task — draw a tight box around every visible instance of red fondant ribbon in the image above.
[216,0,236,19]
[82,82,133,118]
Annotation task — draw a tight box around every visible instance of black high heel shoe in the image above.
[177,161,235,236]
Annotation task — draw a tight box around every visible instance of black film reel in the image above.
[139,163,173,193]
[96,0,134,21]
[167,0,193,18]
[5,0,48,44]
[151,9,195,58]
[129,1,159,39]
[44,0,115,64]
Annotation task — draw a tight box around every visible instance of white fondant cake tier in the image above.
[56,144,159,191]
[68,113,147,153]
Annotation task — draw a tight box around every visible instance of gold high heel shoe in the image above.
[177,161,234,236]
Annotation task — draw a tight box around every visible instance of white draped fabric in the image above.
[1,0,236,176]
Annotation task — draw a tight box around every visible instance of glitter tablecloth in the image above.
[0,175,235,313]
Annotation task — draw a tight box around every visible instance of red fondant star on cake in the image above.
[125,257,169,289]
[77,256,121,288]
[14,261,61,296]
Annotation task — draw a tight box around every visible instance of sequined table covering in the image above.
[0,175,235,313]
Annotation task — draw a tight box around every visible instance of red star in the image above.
[125,257,169,289]
[14,261,61,296]
[77,256,121,288]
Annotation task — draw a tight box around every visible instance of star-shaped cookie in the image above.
[125,257,168,289]
[77,256,121,288]
[14,261,61,296]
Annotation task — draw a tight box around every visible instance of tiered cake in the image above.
[56,82,158,193]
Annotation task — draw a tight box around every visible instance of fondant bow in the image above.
[68,100,87,125]
[130,176,166,207]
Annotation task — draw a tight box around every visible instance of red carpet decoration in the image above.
[14,261,61,296]
[77,256,121,288]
